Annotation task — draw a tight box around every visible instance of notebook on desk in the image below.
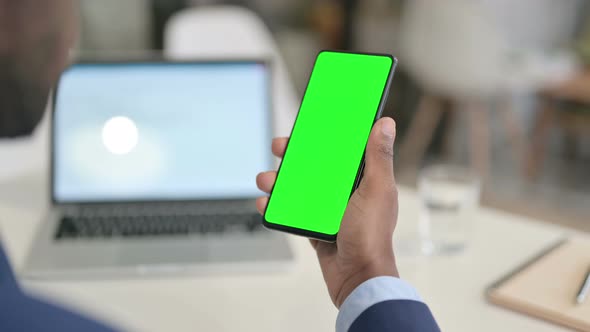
[487,238,590,331]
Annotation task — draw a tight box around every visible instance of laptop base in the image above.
[22,210,294,280]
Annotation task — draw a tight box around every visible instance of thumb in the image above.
[359,117,397,195]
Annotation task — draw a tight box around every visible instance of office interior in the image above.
[74,0,590,229]
[0,0,589,331]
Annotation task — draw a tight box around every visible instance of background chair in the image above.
[527,74,590,180]
[396,0,581,182]
[164,5,299,138]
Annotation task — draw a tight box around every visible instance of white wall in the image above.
[79,0,153,51]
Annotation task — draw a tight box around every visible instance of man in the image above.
[0,1,439,331]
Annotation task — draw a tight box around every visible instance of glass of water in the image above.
[418,164,481,255]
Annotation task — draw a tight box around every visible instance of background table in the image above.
[0,172,582,332]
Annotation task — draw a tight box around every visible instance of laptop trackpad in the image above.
[23,234,292,279]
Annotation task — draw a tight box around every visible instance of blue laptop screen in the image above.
[53,62,272,202]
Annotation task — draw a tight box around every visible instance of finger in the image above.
[271,137,289,158]
[308,239,337,259]
[256,171,277,194]
[360,117,397,194]
[309,239,319,250]
[256,196,268,215]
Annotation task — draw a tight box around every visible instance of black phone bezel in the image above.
[262,50,398,243]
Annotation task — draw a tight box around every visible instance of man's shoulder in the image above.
[1,287,119,332]
[0,243,118,332]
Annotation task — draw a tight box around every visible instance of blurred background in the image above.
[0,2,588,331]
[12,0,590,229]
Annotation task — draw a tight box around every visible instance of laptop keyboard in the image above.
[55,213,264,239]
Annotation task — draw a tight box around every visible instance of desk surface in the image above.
[0,173,582,332]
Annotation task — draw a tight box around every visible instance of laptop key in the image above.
[55,213,263,239]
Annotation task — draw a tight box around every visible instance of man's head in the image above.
[0,0,77,137]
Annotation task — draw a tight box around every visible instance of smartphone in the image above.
[262,50,396,242]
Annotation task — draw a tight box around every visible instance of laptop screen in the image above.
[53,61,272,203]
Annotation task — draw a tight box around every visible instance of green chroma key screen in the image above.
[264,51,395,239]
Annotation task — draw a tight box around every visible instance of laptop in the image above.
[23,60,293,279]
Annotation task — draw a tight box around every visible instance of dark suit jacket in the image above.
[1,243,439,331]
[350,299,440,332]
[0,244,116,332]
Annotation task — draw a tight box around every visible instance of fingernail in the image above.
[381,119,395,138]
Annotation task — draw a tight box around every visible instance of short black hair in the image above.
[0,0,67,137]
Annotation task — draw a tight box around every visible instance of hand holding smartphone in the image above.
[262,51,396,242]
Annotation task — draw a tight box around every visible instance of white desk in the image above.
[0,172,583,332]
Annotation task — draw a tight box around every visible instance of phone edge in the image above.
[262,50,398,243]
